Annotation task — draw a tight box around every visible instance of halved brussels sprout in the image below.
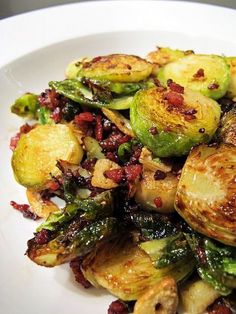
[157,54,230,99]
[147,47,193,66]
[135,168,178,213]
[11,93,39,119]
[130,86,221,157]
[226,57,236,98]
[12,124,83,188]
[175,144,236,246]
[68,54,153,82]
[81,235,195,300]
[219,107,236,146]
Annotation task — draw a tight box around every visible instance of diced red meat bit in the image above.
[91,56,103,63]
[108,300,128,314]
[124,164,142,182]
[70,257,92,289]
[10,200,39,220]
[149,127,158,135]
[46,181,60,191]
[95,114,103,141]
[105,151,119,163]
[199,128,205,133]
[193,68,205,78]
[164,91,184,107]
[34,229,51,245]
[196,246,207,265]
[167,80,184,94]
[128,146,143,165]
[104,168,125,183]
[208,82,219,90]
[10,123,34,151]
[81,158,97,171]
[154,197,163,208]
[38,89,63,110]
[207,298,232,314]
[74,112,94,123]
[51,107,62,123]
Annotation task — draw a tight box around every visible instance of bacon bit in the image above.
[10,200,39,220]
[108,300,128,314]
[10,123,34,151]
[149,127,158,135]
[38,89,63,110]
[81,158,97,171]
[104,168,124,183]
[74,112,94,123]
[95,114,103,141]
[199,128,205,133]
[184,108,197,115]
[207,298,232,314]
[154,170,167,180]
[208,82,219,90]
[196,246,207,265]
[91,56,102,63]
[167,80,184,94]
[124,164,142,182]
[105,151,119,163]
[34,229,51,245]
[100,133,131,151]
[70,257,92,289]
[164,91,184,107]
[193,68,205,78]
[154,197,163,208]
[46,181,60,191]
[51,107,62,123]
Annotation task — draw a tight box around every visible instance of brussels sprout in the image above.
[38,106,54,125]
[27,217,118,267]
[219,107,236,146]
[130,86,221,157]
[12,124,83,188]
[135,168,178,213]
[49,79,133,110]
[67,54,153,82]
[81,235,195,300]
[157,54,230,99]
[11,93,39,119]
[175,144,236,246]
[225,57,236,98]
[186,233,236,295]
[147,46,193,66]
[83,136,105,159]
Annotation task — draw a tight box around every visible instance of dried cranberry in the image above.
[154,170,167,180]
[74,112,94,123]
[207,298,232,314]
[70,257,91,289]
[35,229,51,245]
[104,168,124,183]
[95,114,103,141]
[154,197,163,208]
[10,200,39,220]
[108,300,128,314]
[124,164,142,182]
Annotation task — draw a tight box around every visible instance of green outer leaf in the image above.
[223,258,236,275]
[49,79,133,110]
[28,217,118,267]
[38,107,54,125]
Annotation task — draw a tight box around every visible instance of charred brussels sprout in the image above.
[226,57,236,98]
[81,235,195,300]
[11,93,39,119]
[175,144,236,246]
[135,168,178,213]
[147,47,193,66]
[157,54,230,99]
[219,107,236,146]
[12,124,83,188]
[66,54,153,83]
[130,86,221,157]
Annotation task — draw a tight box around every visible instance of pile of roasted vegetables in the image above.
[10,47,236,314]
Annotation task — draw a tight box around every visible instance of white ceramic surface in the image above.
[1,1,236,314]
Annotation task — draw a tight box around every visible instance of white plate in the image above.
[1,1,236,314]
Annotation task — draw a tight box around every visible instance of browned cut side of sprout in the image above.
[139,147,172,173]
[26,189,59,218]
[91,159,121,189]
[175,143,236,246]
[180,279,220,314]
[135,168,178,213]
[219,107,236,146]
[133,276,178,314]
[102,108,134,137]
